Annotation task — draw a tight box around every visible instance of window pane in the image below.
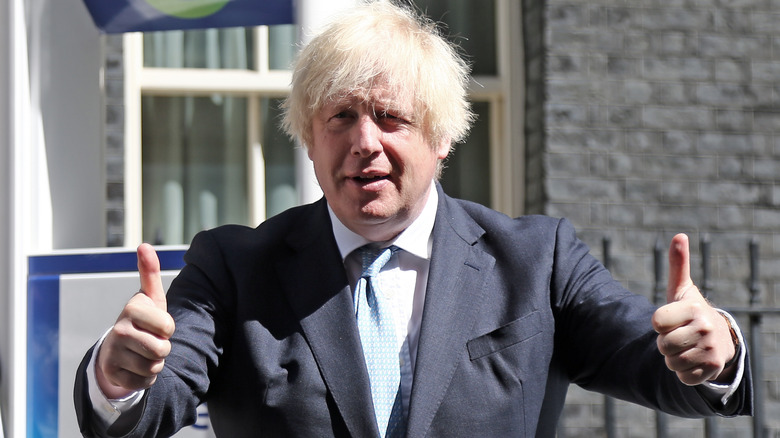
[143,27,254,69]
[439,101,491,206]
[414,0,497,76]
[142,95,249,245]
[268,25,296,70]
[260,98,298,217]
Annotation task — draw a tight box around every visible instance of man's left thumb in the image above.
[667,233,694,303]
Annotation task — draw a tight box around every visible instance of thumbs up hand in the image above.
[95,243,176,399]
[652,234,737,386]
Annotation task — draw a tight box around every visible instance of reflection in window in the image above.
[142,25,297,70]
[142,95,249,244]
[414,0,496,76]
[440,101,491,206]
[143,28,254,69]
[268,25,297,70]
[415,0,496,207]
[261,98,297,217]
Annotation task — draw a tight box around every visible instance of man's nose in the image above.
[351,114,382,157]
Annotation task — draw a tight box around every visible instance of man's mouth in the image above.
[353,175,389,182]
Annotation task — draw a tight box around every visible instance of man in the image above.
[74,2,752,437]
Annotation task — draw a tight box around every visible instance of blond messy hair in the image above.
[281,0,474,154]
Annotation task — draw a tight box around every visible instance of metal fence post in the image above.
[653,238,669,438]
[602,237,617,438]
[749,238,764,438]
[700,235,719,438]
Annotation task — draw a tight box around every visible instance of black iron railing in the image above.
[597,236,774,438]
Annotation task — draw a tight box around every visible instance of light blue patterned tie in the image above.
[355,245,404,438]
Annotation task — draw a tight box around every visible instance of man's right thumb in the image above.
[137,243,167,311]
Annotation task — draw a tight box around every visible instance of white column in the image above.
[3,0,56,435]
[293,0,357,205]
[0,0,11,434]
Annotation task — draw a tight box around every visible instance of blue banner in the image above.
[27,248,188,437]
[83,0,294,33]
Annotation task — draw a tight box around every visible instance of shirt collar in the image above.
[328,182,438,262]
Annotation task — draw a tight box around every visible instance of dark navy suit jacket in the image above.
[75,185,752,437]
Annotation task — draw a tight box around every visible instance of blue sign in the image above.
[82,0,295,33]
[27,248,194,437]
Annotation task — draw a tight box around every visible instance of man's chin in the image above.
[349,208,411,241]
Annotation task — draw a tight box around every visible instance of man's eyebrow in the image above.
[324,94,413,118]
[325,97,356,108]
[376,102,414,119]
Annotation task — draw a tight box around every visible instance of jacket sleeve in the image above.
[548,218,752,417]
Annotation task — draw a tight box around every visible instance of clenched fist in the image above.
[652,234,737,386]
[95,243,175,399]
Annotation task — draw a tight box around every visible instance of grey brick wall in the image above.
[525,0,780,436]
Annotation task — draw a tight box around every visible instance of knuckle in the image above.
[700,357,719,373]
[150,359,166,375]
[110,321,136,340]
[154,340,172,359]
[160,314,176,338]
[699,319,716,337]
[678,373,699,386]
[141,337,168,359]
[123,298,149,317]
[689,302,705,317]
[657,337,670,355]
[651,313,662,331]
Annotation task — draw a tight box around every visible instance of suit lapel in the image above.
[276,200,379,438]
[406,189,496,438]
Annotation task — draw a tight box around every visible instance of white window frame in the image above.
[468,0,524,218]
[122,0,524,246]
[123,27,292,245]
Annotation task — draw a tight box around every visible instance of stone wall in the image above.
[525,0,780,436]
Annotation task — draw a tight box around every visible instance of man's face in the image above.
[308,87,450,242]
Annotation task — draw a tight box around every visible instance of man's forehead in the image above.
[328,86,413,110]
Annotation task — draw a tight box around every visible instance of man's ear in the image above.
[436,137,452,159]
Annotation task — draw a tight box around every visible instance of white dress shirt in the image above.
[329,182,438,420]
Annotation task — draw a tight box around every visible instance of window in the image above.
[141,95,250,244]
[415,0,525,216]
[123,0,522,246]
[124,26,297,245]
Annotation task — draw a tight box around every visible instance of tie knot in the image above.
[360,245,398,278]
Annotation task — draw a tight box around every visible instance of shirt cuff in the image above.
[700,309,747,406]
[87,327,146,427]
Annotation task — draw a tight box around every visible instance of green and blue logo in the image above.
[144,0,230,19]
[83,0,293,33]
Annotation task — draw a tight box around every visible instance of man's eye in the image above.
[379,110,395,118]
[330,111,353,121]
[379,111,407,123]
